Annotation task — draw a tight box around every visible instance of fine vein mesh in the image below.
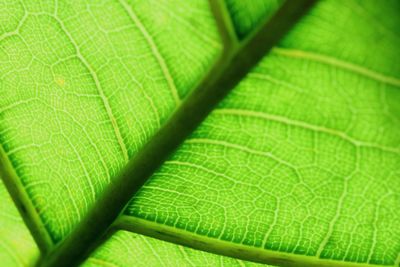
[126,0,400,265]
[84,230,268,267]
[0,0,221,242]
[0,180,39,267]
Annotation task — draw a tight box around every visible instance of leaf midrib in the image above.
[35,1,316,266]
[1,1,333,266]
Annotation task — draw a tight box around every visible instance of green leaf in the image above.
[117,0,400,265]
[0,178,269,267]
[84,230,267,267]
[1,0,399,267]
[0,0,221,245]
[225,0,283,38]
[0,180,39,266]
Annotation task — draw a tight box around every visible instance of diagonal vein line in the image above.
[186,138,297,169]
[86,258,118,267]
[115,215,391,267]
[39,1,316,266]
[53,14,130,163]
[0,143,54,251]
[273,47,400,87]
[214,108,400,154]
[118,0,181,106]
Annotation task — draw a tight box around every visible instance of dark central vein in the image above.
[38,1,316,266]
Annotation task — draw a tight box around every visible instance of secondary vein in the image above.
[38,1,316,266]
[215,108,400,154]
[273,47,400,87]
[53,13,130,163]
[118,0,181,106]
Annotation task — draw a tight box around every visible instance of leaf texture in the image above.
[0,180,38,266]
[120,0,400,265]
[0,0,399,266]
[84,230,267,267]
[0,0,220,244]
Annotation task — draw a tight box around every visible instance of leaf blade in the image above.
[0,180,39,267]
[38,1,315,266]
[0,0,221,245]
[84,230,268,267]
[121,0,400,266]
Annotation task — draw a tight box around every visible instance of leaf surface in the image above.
[120,0,400,266]
[0,0,399,266]
[0,0,220,245]
[84,230,267,267]
[0,180,38,266]
[225,0,283,38]
[0,179,268,267]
